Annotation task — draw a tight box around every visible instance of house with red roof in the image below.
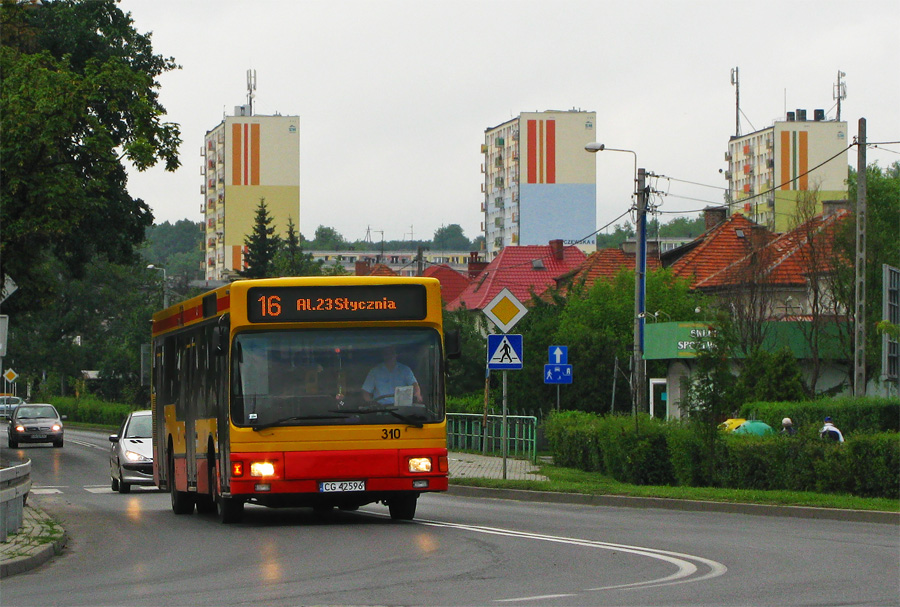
[446,240,586,312]
[546,244,663,298]
[645,202,856,416]
[422,264,471,305]
[354,261,398,277]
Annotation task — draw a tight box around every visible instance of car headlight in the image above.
[14,425,25,433]
[51,424,62,432]
[408,457,432,473]
[124,450,150,462]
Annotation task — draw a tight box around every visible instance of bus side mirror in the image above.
[445,329,461,360]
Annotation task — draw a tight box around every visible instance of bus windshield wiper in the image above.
[329,407,426,428]
[252,413,350,431]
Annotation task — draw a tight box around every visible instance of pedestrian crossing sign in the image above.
[487,334,523,370]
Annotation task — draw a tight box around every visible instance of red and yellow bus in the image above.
[150,276,459,523]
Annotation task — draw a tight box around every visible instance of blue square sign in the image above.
[544,364,573,384]
[487,334,523,370]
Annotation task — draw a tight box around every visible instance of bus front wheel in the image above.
[388,494,418,520]
[217,495,244,524]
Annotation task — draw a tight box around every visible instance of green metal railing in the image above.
[446,413,538,462]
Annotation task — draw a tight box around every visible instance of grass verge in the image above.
[449,463,900,513]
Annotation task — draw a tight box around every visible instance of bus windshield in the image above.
[231,328,444,428]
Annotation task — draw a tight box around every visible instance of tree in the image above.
[433,224,472,251]
[310,226,346,250]
[274,216,322,276]
[0,0,181,313]
[239,199,281,279]
[829,162,900,389]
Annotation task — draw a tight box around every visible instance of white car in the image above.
[109,410,154,493]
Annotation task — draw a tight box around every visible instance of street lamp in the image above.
[586,142,648,417]
[147,264,168,309]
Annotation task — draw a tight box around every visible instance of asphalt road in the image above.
[2,429,898,607]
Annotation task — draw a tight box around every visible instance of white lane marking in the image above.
[413,519,727,601]
[68,438,107,451]
[84,486,113,494]
[30,487,64,494]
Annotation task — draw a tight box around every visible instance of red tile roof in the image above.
[549,247,663,297]
[446,244,586,310]
[695,209,851,290]
[666,214,771,288]
[365,263,399,277]
[422,264,471,304]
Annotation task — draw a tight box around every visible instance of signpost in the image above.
[482,289,528,479]
[544,346,572,410]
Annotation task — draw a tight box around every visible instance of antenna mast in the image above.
[730,67,741,137]
[834,70,847,121]
[246,69,257,116]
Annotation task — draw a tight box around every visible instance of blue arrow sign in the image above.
[487,334,523,370]
[544,364,573,384]
[548,346,568,364]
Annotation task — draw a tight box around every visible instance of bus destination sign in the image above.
[247,284,428,323]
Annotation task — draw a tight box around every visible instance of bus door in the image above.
[180,334,198,490]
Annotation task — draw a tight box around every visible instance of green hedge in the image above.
[740,396,900,435]
[50,396,135,427]
[544,408,900,499]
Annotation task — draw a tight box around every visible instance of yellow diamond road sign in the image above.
[3,369,18,383]
[483,288,528,333]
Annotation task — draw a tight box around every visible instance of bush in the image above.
[544,411,603,471]
[50,396,134,427]
[543,406,900,499]
[741,396,900,435]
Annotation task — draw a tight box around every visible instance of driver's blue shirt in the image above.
[362,362,417,404]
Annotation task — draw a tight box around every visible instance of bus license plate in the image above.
[319,481,365,493]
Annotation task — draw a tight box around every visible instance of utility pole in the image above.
[416,246,426,276]
[854,118,867,395]
[634,168,649,416]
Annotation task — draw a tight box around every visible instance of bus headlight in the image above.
[250,461,275,477]
[408,457,432,473]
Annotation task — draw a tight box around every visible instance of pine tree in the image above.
[275,216,322,276]
[239,198,281,278]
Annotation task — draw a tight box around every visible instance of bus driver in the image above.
[361,346,422,405]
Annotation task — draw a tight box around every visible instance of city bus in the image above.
[150,276,459,523]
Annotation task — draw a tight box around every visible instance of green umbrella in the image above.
[733,420,775,436]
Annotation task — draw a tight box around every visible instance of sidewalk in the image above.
[0,499,67,578]
[0,451,541,578]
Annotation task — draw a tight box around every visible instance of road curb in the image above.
[0,504,68,579]
[447,485,900,525]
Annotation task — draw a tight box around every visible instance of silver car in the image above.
[8,403,65,448]
[0,395,25,420]
[109,410,154,493]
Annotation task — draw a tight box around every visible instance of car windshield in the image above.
[16,405,57,419]
[125,415,152,438]
[231,327,445,428]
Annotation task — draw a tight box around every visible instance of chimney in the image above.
[704,206,727,231]
[823,199,850,217]
[467,251,488,280]
[549,239,564,261]
[355,260,371,276]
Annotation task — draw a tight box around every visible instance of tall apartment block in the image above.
[481,110,597,259]
[725,110,847,232]
[202,111,300,280]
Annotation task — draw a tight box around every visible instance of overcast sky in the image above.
[120,0,900,244]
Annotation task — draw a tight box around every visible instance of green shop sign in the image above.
[644,321,846,360]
